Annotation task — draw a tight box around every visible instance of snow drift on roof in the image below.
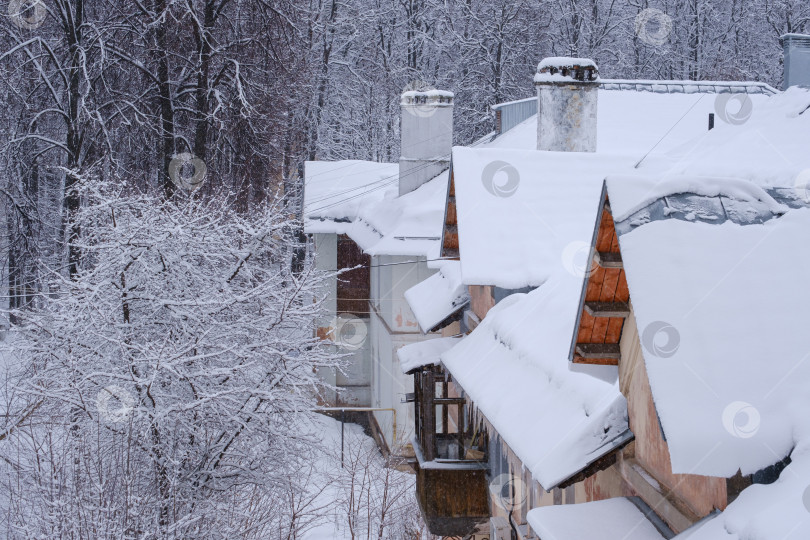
[674,443,810,540]
[441,275,630,489]
[451,146,633,288]
[397,337,461,375]
[640,86,810,187]
[606,174,810,478]
[349,171,448,258]
[304,160,398,233]
[304,159,448,258]
[527,498,668,540]
[485,89,772,157]
[404,261,469,333]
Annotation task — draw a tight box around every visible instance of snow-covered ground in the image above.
[297,414,423,540]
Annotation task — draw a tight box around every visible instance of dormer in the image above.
[569,184,629,365]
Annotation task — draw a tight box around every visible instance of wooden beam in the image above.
[573,355,619,366]
[585,301,630,318]
[576,343,621,360]
[423,370,436,461]
[442,381,449,435]
[434,397,467,405]
[595,251,623,268]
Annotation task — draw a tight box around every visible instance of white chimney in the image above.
[399,90,453,196]
[534,57,599,152]
[781,34,810,89]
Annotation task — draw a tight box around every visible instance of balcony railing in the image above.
[408,364,489,536]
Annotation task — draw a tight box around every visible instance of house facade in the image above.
[304,93,454,453]
[400,50,810,540]
[307,34,810,540]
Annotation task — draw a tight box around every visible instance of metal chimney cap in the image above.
[535,57,599,85]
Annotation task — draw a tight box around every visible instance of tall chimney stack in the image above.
[781,34,810,90]
[399,89,454,196]
[534,57,599,152]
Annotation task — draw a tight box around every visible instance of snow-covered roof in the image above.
[403,261,469,333]
[603,88,810,479]
[606,178,810,478]
[397,337,461,374]
[674,444,810,540]
[347,171,448,258]
[451,146,634,288]
[441,279,631,489]
[485,89,773,156]
[527,498,669,540]
[635,86,810,185]
[304,160,448,258]
[304,160,398,234]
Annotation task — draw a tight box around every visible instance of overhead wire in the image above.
[303,152,451,215]
[302,128,458,210]
[303,145,452,211]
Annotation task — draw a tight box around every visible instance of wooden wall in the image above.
[469,285,496,321]
[619,307,727,522]
[336,234,370,315]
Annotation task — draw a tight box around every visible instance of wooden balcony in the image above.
[408,364,490,536]
[413,437,489,537]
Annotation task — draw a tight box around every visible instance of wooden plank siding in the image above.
[441,170,460,258]
[573,197,629,365]
[336,234,371,315]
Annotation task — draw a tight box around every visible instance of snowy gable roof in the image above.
[348,171,448,258]
[451,146,634,288]
[605,173,810,478]
[601,88,810,479]
[441,273,631,489]
[485,88,773,157]
[527,498,669,540]
[397,337,461,375]
[403,261,469,333]
[304,159,449,258]
[304,160,398,233]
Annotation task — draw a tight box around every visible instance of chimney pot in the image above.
[399,89,454,196]
[781,33,810,89]
[534,57,600,152]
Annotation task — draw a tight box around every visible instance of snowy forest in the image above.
[0,0,807,537]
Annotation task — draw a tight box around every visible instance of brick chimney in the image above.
[534,57,599,152]
[399,90,454,196]
[781,34,810,89]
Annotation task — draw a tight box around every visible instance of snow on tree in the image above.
[0,174,342,537]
